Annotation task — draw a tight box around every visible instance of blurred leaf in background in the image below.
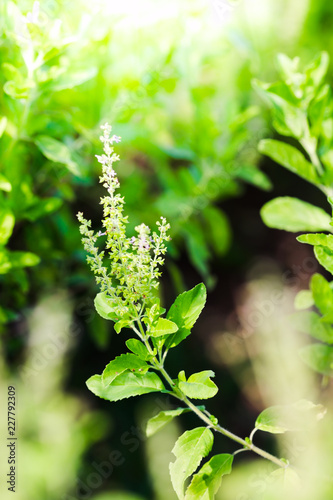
[1,0,333,499]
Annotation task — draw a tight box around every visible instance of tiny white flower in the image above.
[95,154,108,165]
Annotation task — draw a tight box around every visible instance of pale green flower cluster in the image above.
[77,123,170,320]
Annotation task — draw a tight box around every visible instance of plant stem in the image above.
[180,392,287,468]
[157,352,287,469]
[300,138,324,177]
[135,317,288,469]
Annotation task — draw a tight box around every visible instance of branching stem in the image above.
[135,317,288,470]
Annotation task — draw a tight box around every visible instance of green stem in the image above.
[158,361,287,467]
[135,318,288,469]
[309,149,324,177]
[182,396,287,468]
[300,138,324,177]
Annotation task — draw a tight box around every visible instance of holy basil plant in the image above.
[255,52,333,380]
[78,123,325,499]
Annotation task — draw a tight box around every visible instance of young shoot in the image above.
[77,123,170,329]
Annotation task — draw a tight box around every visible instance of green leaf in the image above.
[8,251,40,268]
[179,371,218,399]
[0,174,11,192]
[147,408,190,437]
[310,273,333,316]
[185,454,233,500]
[289,311,333,344]
[170,427,214,500]
[258,139,319,185]
[229,105,260,129]
[322,150,333,171]
[202,206,232,256]
[3,80,34,99]
[297,233,333,250]
[0,117,8,139]
[304,51,329,89]
[235,164,272,191]
[254,81,307,138]
[182,222,211,281]
[309,84,332,137]
[87,372,164,402]
[126,338,154,361]
[146,301,166,325]
[24,197,62,221]
[165,283,207,349]
[314,245,333,275]
[150,317,178,337]
[322,118,333,143]
[300,344,333,376]
[294,289,314,310]
[159,145,195,162]
[0,208,15,245]
[0,249,40,273]
[102,353,150,386]
[52,67,97,91]
[0,250,11,274]
[261,197,331,232]
[256,79,298,106]
[35,135,80,176]
[94,292,119,322]
[268,467,301,489]
[255,400,326,434]
[2,63,22,82]
[276,53,300,80]
[114,318,132,334]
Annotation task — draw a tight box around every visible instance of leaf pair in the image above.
[293,273,333,376]
[86,353,164,402]
[177,370,218,399]
[170,426,233,500]
[94,283,207,348]
[86,371,164,402]
[298,234,333,275]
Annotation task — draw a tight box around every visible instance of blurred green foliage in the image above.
[1,0,332,326]
[257,52,333,381]
[0,0,278,330]
[1,0,333,499]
